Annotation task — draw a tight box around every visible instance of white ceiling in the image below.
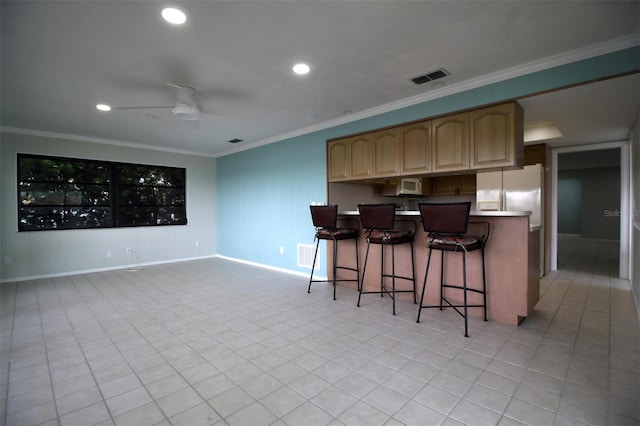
[1,1,639,157]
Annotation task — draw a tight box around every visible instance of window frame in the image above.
[17,153,187,231]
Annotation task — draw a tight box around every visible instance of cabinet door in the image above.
[431,176,459,196]
[372,128,399,177]
[431,174,476,196]
[433,112,469,172]
[400,120,431,175]
[458,174,477,195]
[327,139,349,182]
[470,102,523,169]
[524,143,547,166]
[349,134,372,180]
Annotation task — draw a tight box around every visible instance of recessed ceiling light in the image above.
[162,7,187,25]
[96,104,111,112]
[293,63,310,75]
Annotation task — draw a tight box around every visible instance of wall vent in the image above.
[411,68,450,85]
[297,244,318,269]
[228,138,243,143]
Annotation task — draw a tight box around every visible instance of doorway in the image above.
[551,142,631,278]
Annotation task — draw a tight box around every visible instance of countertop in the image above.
[338,210,532,217]
[339,209,538,232]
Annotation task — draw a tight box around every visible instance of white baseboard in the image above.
[0,255,218,284]
[214,255,323,280]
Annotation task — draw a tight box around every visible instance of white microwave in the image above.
[397,178,422,195]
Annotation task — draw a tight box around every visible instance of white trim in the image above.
[0,255,217,284]
[0,252,327,285]
[620,142,632,280]
[215,254,325,280]
[551,141,630,279]
[0,127,217,158]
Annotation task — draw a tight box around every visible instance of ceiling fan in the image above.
[114,83,206,121]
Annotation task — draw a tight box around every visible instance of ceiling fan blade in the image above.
[166,82,196,93]
[114,105,174,110]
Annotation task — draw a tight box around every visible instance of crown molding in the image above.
[0,126,217,158]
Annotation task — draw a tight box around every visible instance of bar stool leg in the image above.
[391,245,396,315]
[440,252,445,310]
[462,251,469,338]
[416,249,433,323]
[410,244,417,304]
[380,245,385,298]
[355,236,361,291]
[481,248,488,321]
[357,241,371,307]
[332,238,338,301]
[308,238,320,294]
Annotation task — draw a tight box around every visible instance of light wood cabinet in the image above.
[327,101,523,183]
[327,134,372,182]
[524,143,548,166]
[458,174,477,195]
[431,174,476,196]
[470,102,523,169]
[349,134,372,180]
[399,120,432,175]
[327,139,349,181]
[372,128,400,177]
[433,112,470,172]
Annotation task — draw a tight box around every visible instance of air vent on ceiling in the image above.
[411,68,450,85]
[228,138,243,144]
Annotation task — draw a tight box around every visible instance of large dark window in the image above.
[18,154,187,231]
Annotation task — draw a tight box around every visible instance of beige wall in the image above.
[0,131,217,282]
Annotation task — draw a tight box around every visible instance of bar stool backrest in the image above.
[358,204,396,230]
[418,202,471,235]
[310,205,338,229]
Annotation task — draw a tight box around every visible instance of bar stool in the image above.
[308,205,360,300]
[416,202,490,337]
[357,204,416,315]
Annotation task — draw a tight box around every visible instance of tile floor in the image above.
[1,237,638,426]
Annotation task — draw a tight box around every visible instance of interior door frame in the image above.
[551,140,631,278]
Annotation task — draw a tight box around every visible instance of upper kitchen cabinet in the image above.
[431,174,476,196]
[399,120,432,175]
[327,139,349,181]
[327,101,524,182]
[327,134,372,182]
[350,134,372,180]
[524,143,549,166]
[433,112,470,173]
[470,102,524,170]
[372,128,400,177]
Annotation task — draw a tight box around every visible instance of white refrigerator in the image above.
[476,164,544,276]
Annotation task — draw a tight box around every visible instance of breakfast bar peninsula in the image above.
[330,210,540,326]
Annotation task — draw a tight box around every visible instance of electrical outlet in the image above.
[279,246,284,254]
[4,256,12,265]
[126,247,132,254]
[195,240,200,248]
[106,250,112,258]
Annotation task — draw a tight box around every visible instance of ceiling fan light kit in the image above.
[106,83,204,121]
[172,103,200,121]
